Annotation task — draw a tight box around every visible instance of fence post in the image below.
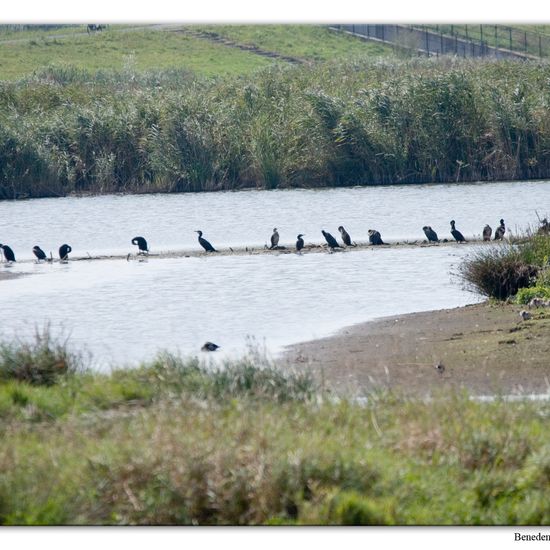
[367,25,370,38]
[455,34,458,54]
[381,25,385,42]
[509,27,512,50]
[440,31,444,54]
[450,24,454,36]
[480,25,483,50]
[524,31,527,52]
[465,24,468,39]
[540,35,542,58]
[352,24,355,34]
[494,25,498,52]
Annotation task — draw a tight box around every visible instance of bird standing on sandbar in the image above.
[270,228,279,249]
[450,220,466,243]
[422,226,439,243]
[32,246,48,262]
[338,226,355,247]
[0,244,16,263]
[494,219,506,240]
[195,231,216,252]
[131,236,149,255]
[322,230,341,250]
[296,234,304,252]
[59,244,72,262]
[483,225,492,241]
[368,229,384,245]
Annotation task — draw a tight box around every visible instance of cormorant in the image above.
[322,230,341,250]
[201,341,219,351]
[450,220,466,243]
[494,219,506,240]
[296,234,305,252]
[483,225,492,241]
[131,236,149,255]
[270,228,279,249]
[422,226,439,243]
[59,244,72,261]
[195,231,216,252]
[0,244,15,263]
[368,229,384,245]
[32,246,48,262]
[338,226,355,247]
[538,218,549,235]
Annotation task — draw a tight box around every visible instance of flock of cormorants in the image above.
[4,217,550,264]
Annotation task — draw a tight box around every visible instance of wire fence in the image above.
[332,24,537,59]
[419,25,550,58]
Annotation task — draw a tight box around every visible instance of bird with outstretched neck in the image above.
[296,234,305,252]
[131,236,149,255]
[195,231,217,253]
[450,220,466,243]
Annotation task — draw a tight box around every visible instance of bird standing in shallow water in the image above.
[59,244,72,262]
[195,231,216,253]
[131,236,149,255]
[269,228,279,249]
[338,226,355,247]
[296,234,304,252]
[0,244,15,263]
[368,229,384,245]
[32,246,48,262]
[494,219,506,240]
[422,226,439,243]
[201,341,219,351]
[450,220,466,243]
[483,225,492,241]
[322,230,341,250]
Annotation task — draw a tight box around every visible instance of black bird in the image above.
[195,231,216,252]
[450,220,466,243]
[131,236,149,255]
[201,341,219,352]
[538,218,550,235]
[270,228,279,249]
[494,219,506,240]
[482,225,492,241]
[338,226,355,247]
[32,246,48,262]
[368,229,384,245]
[422,226,439,243]
[322,230,341,250]
[296,234,305,252]
[59,244,72,261]
[0,244,15,263]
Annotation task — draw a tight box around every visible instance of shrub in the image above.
[0,327,83,386]
[516,286,550,305]
[459,244,538,299]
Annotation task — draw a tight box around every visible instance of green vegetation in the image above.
[193,24,391,62]
[3,56,550,199]
[1,331,550,525]
[459,231,550,300]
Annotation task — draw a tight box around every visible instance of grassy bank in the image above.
[1,333,550,525]
[2,55,550,199]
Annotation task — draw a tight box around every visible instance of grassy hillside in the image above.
[0,24,394,80]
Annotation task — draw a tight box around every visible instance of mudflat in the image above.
[282,302,550,397]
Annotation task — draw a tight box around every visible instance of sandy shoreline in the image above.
[282,302,550,397]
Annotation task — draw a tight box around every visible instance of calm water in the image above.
[1,180,549,368]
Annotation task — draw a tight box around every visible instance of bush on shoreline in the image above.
[459,232,550,300]
[3,57,550,198]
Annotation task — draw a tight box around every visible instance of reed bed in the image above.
[2,57,550,199]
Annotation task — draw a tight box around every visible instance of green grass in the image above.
[0,28,274,80]
[192,24,393,62]
[1,331,550,525]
